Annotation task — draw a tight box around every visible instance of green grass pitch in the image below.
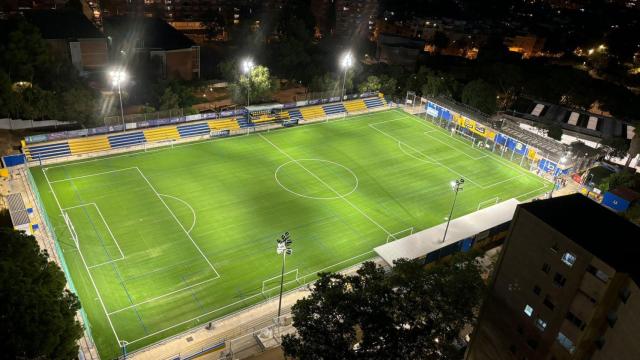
[30,109,552,358]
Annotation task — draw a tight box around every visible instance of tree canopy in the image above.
[0,20,99,124]
[0,228,83,359]
[230,65,279,104]
[461,79,497,114]
[282,253,485,359]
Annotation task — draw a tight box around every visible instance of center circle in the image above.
[274,159,359,200]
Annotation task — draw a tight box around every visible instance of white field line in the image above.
[42,169,122,345]
[61,202,126,269]
[122,247,378,345]
[395,112,551,189]
[44,110,402,171]
[261,268,299,293]
[107,277,220,316]
[158,194,197,233]
[134,167,220,278]
[477,197,500,211]
[397,142,438,165]
[516,184,551,200]
[404,112,551,188]
[47,167,138,183]
[368,122,485,189]
[258,133,395,238]
[421,131,487,160]
[122,232,383,344]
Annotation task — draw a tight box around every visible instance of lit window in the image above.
[557,332,576,353]
[536,318,547,331]
[524,305,533,317]
[561,252,576,267]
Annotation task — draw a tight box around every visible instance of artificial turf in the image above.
[30,109,553,358]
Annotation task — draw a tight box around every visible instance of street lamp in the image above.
[340,51,353,100]
[109,68,128,130]
[241,58,254,107]
[442,178,464,244]
[276,231,293,323]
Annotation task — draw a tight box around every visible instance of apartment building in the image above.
[467,194,640,360]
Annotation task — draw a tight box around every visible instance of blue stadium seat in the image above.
[237,116,252,128]
[26,142,71,160]
[322,103,347,116]
[288,109,303,120]
[364,98,384,109]
[108,132,146,148]
[177,123,210,138]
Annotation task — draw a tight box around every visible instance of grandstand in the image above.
[22,94,388,163]
[26,107,551,358]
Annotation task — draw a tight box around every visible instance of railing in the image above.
[26,169,95,345]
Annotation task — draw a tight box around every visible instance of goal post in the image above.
[144,139,175,152]
[386,227,414,243]
[477,197,500,211]
[261,268,300,298]
[62,211,79,248]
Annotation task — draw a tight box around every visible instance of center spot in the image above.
[275,159,359,200]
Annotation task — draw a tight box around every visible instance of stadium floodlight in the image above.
[441,178,464,244]
[340,51,353,99]
[109,68,128,131]
[276,231,293,323]
[241,58,255,107]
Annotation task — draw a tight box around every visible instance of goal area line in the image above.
[37,108,553,351]
[261,268,300,297]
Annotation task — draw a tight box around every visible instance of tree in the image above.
[59,87,98,125]
[230,65,278,104]
[547,124,563,141]
[600,171,640,192]
[158,87,181,110]
[282,253,485,359]
[358,75,381,93]
[379,74,398,97]
[0,228,83,359]
[421,71,460,99]
[1,20,52,83]
[461,79,497,114]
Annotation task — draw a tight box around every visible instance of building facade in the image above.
[467,194,640,360]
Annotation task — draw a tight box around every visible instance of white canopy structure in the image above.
[374,198,521,266]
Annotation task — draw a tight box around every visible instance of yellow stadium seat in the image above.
[144,127,181,142]
[68,136,111,155]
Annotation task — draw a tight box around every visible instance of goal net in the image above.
[62,211,79,248]
[261,268,300,298]
[144,139,175,152]
[477,197,500,211]
[386,227,414,243]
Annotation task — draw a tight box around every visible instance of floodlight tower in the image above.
[241,58,255,107]
[276,231,293,323]
[340,51,353,100]
[441,178,464,244]
[109,68,128,130]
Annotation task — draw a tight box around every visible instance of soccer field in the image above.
[30,109,552,358]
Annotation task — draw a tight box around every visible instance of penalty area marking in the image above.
[274,159,359,200]
[158,194,197,233]
[59,202,126,269]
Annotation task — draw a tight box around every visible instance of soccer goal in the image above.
[451,128,478,146]
[477,197,500,211]
[261,268,300,298]
[62,211,79,248]
[144,139,175,152]
[386,227,414,243]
